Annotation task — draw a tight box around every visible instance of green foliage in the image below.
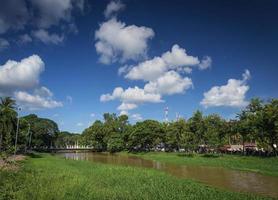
[21,114,59,148]
[1,96,278,155]
[0,97,17,153]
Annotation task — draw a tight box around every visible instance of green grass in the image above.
[0,153,271,200]
[125,152,278,176]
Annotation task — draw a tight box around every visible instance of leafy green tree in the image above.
[128,120,164,151]
[188,110,206,147]
[54,131,81,148]
[203,114,226,150]
[0,97,17,153]
[253,99,278,154]
[21,114,59,148]
[165,119,187,151]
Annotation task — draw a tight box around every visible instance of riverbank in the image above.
[124,152,278,177]
[0,153,270,200]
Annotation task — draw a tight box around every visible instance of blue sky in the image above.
[0,0,277,133]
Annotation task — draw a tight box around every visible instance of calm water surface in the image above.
[60,152,278,198]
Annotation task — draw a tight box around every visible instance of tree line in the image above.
[0,97,277,156]
[80,98,278,155]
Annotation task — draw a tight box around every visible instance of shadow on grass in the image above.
[26,152,43,158]
[202,153,222,158]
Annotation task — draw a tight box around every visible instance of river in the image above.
[59,152,278,198]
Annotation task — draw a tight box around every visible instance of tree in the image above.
[203,114,227,152]
[0,97,17,153]
[188,110,206,148]
[21,114,59,148]
[165,119,188,151]
[254,99,278,154]
[128,120,164,151]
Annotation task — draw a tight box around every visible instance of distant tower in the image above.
[176,112,180,121]
[164,107,169,122]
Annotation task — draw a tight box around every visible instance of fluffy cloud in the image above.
[18,34,32,44]
[104,1,125,19]
[95,18,154,64]
[33,29,64,44]
[14,87,63,110]
[199,56,212,70]
[125,57,166,81]
[0,38,10,51]
[201,70,251,108]
[124,44,206,81]
[0,0,29,34]
[100,86,162,104]
[131,113,143,121]
[144,71,193,95]
[117,102,138,111]
[29,0,84,29]
[0,55,44,95]
[0,0,84,48]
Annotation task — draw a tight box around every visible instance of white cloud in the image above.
[125,57,166,81]
[95,18,154,64]
[0,0,85,47]
[14,87,63,110]
[33,29,64,45]
[201,70,251,108]
[162,44,200,68]
[0,38,10,51]
[100,86,162,104]
[104,1,125,19]
[34,86,53,97]
[29,0,83,29]
[119,110,128,116]
[124,44,205,81]
[0,0,29,34]
[144,71,193,95]
[131,113,143,121]
[199,56,212,70]
[117,102,138,111]
[0,55,44,95]
[101,86,162,116]
[18,34,32,44]
[90,113,96,117]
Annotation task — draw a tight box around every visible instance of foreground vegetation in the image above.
[0,154,271,200]
[127,152,278,176]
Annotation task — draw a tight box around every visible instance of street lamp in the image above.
[14,107,21,156]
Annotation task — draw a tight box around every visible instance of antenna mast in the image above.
[164,107,169,122]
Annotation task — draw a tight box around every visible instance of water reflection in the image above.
[61,152,278,198]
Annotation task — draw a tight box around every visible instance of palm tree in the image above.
[0,97,17,152]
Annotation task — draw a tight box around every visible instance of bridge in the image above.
[32,143,95,152]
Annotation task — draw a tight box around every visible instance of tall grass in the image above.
[0,153,270,200]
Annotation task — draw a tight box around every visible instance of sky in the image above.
[0,0,278,133]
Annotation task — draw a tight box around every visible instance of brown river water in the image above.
[60,152,278,198]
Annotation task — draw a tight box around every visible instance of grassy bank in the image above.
[0,153,270,200]
[125,152,278,176]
